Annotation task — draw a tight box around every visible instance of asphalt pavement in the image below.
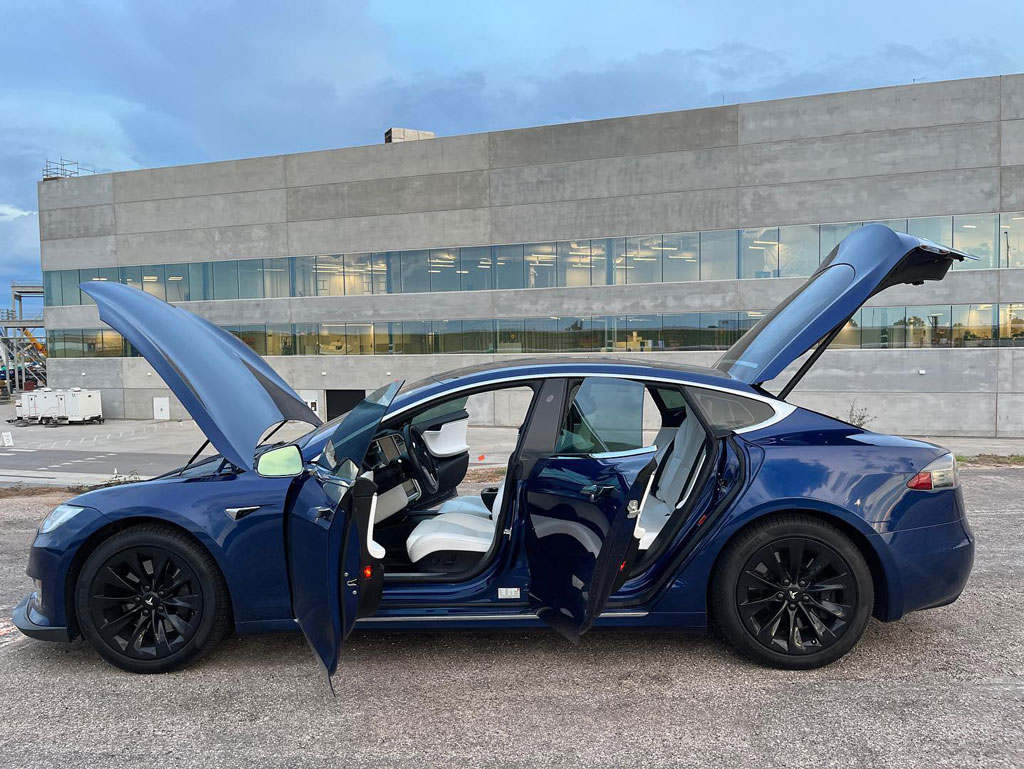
[0,469,1021,768]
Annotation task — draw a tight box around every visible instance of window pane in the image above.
[82,328,103,357]
[341,253,371,296]
[63,329,84,357]
[320,324,346,354]
[740,227,779,279]
[188,263,213,300]
[263,257,289,298]
[700,230,738,281]
[60,270,81,305]
[266,323,294,355]
[462,319,494,352]
[433,320,463,353]
[293,323,319,355]
[495,318,524,352]
[47,329,65,358]
[953,214,999,270]
[383,252,402,293]
[460,246,492,291]
[556,241,590,287]
[626,314,661,351]
[79,267,118,306]
[493,244,525,290]
[291,256,316,298]
[1000,304,1024,347]
[400,250,429,293]
[556,316,592,352]
[213,261,239,300]
[164,263,189,302]
[119,265,143,292]
[819,222,861,260]
[237,259,264,299]
[588,238,625,286]
[662,313,700,351]
[861,306,906,348]
[555,378,645,453]
[78,268,98,305]
[373,322,399,354]
[429,249,460,292]
[778,225,819,278]
[700,311,741,349]
[400,320,431,354]
[952,304,997,348]
[688,388,775,431]
[140,264,166,300]
[315,254,344,296]
[591,315,621,352]
[346,323,373,355]
[524,317,559,353]
[1001,213,1024,268]
[627,235,662,284]
[96,329,122,357]
[43,271,62,306]
[525,243,558,288]
[908,216,952,248]
[238,325,267,355]
[831,310,861,349]
[662,232,699,283]
[906,305,953,348]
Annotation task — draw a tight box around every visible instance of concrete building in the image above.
[38,74,1024,436]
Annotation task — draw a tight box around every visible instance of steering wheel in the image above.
[403,424,440,495]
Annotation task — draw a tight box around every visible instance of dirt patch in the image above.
[956,454,1024,467]
[0,485,82,500]
[463,467,507,483]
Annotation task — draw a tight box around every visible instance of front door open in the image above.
[285,381,402,676]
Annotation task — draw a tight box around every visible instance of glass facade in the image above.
[41,211,1024,307]
[47,301,1024,358]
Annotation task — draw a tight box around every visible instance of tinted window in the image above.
[687,388,774,431]
[556,378,644,454]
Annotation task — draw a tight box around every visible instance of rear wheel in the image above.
[75,524,230,673]
[711,514,873,669]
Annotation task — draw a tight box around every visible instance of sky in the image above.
[3,0,1024,309]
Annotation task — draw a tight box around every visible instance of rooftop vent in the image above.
[384,127,435,144]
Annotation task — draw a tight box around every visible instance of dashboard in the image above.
[365,432,421,511]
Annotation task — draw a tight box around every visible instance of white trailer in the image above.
[57,388,104,424]
[28,389,62,423]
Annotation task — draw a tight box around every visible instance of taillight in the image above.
[907,453,959,491]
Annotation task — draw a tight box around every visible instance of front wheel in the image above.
[75,524,230,673]
[710,514,873,670]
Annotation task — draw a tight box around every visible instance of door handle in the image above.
[224,505,261,520]
[581,484,616,501]
[315,505,335,522]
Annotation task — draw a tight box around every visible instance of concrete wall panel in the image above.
[38,175,113,211]
[488,106,738,168]
[739,77,1000,144]
[1002,166,1024,212]
[39,204,115,241]
[739,168,999,227]
[40,235,117,271]
[1002,74,1024,121]
[114,189,286,234]
[113,156,285,203]
[1003,119,1024,168]
[740,122,999,187]
[115,223,289,265]
[790,391,996,437]
[490,146,738,207]
[284,134,490,188]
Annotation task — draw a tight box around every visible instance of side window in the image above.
[556,378,645,454]
[687,388,775,431]
[411,396,469,429]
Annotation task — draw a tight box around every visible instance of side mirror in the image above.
[255,444,304,478]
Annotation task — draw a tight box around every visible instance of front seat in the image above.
[434,478,505,518]
[405,480,506,569]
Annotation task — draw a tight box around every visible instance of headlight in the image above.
[38,503,85,534]
[907,453,959,491]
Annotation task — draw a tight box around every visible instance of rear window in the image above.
[687,388,775,431]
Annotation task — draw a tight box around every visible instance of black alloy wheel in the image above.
[711,514,873,670]
[76,524,229,673]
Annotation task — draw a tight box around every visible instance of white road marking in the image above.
[9,448,36,452]
[0,453,14,456]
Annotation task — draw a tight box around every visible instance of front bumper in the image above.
[12,594,71,643]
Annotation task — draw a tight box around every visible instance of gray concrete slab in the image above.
[0,469,1020,768]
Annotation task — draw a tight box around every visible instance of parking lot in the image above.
[0,468,1019,768]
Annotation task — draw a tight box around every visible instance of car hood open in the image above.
[716,224,977,389]
[82,281,322,472]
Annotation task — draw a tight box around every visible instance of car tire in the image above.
[710,513,873,670]
[75,523,230,674]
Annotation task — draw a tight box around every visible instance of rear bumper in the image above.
[881,516,975,620]
[11,594,71,643]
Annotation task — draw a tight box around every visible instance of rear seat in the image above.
[637,417,706,549]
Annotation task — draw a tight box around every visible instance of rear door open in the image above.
[716,225,976,394]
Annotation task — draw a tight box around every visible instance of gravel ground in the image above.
[0,470,1021,768]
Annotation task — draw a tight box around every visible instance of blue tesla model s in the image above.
[14,225,975,675]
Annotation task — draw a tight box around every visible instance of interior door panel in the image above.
[421,417,470,457]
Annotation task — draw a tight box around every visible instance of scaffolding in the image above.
[42,157,95,180]
[1,284,46,398]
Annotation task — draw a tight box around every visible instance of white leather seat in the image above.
[434,480,505,519]
[637,418,706,550]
